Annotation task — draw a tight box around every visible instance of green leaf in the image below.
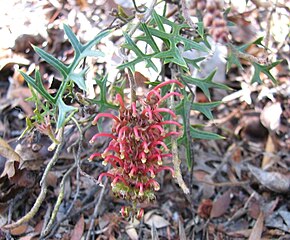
[118,32,158,72]
[20,70,55,104]
[138,23,160,53]
[69,67,88,91]
[192,101,221,120]
[184,57,205,70]
[83,29,111,51]
[251,60,282,84]
[81,49,105,58]
[56,98,77,129]
[92,75,118,112]
[63,24,83,55]
[190,126,224,140]
[181,70,230,101]
[33,46,69,78]
[226,46,243,71]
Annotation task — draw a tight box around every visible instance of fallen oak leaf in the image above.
[248,164,290,193]
[0,137,22,178]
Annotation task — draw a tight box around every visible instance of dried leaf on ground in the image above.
[71,215,84,240]
[249,211,264,240]
[125,224,138,240]
[0,137,22,178]
[9,224,28,236]
[248,164,290,193]
[210,190,232,218]
[144,212,170,229]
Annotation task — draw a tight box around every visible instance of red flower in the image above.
[90,80,184,218]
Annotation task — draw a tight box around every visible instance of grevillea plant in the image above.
[89,80,184,218]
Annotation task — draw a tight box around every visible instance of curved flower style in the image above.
[89,80,184,219]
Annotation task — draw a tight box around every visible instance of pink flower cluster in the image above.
[89,80,184,218]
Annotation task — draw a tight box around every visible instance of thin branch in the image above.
[169,83,190,195]
[42,163,76,236]
[180,0,196,29]
[229,44,268,65]
[127,69,137,103]
[85,179,108,240]
[4,128,65,229]
[132,0,146,13]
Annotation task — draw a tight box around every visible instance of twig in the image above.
[4,128,65,229]
[132,0,146,13]
[229,44,268,65]
[42,163,76,236]
[169,83,190,195]
[264,7,275,49]
[196,180,249,187]
[41,204,52,234]
[250,0,290,11]
[128,69,137,103]
[42,192,101,240]
[85,179,108,240]
[180,0,196,29]
[41,118,83,238]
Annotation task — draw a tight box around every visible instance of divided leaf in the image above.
[181,70,230,101]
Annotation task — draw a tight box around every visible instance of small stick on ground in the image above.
[85,178,108,240]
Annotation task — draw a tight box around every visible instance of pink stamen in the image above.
[120,206,129,218]
[112,176,128,186]
[145,179,160,191]
[153,108,177,119]
[90,133,117,144]
[118,126,129,141]
[129,166,138,178]
[136,182,144,196]
[151,141,169,151]
[115,93,125,109]
[88,152,102,161]
[152,80,184,91]
[140,152,147,163]
[98,172,115,185]
[142,107,153,123]
[157,92,183,104]
[105,155,124,167]
[146,89,161,102]
[131,102,137,117]
[137,208,144,220]
[133,126,140,141]
[145,167,156,178]
[142,141,149,153]
[156,166,175,176]
[163,131,180,138]
[92,113,119,125]
[149,124,165,135]
[159,120,182,128]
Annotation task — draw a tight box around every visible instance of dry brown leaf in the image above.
[71,215,84,240]
[178,218,186,240]
[210,190,231,218]
[249,211,264,240]
[260,102,282,131]
[125,224,138,240]
[144,213,170,229]
[10,224,28,236]
[197,199,213,219]
[0,137,22,178]
[248,164,290,193]
[262,135,276,169]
